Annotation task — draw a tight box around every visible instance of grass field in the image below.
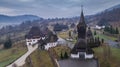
[24,50,54,67]
[0,40,27,67]
[58,30,77,44]
[95,33,117,41]
[93,45,120,67]
[53,46,71,59]
[58,31,69,39]
[91,28,118,41]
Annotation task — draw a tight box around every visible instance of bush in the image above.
[60,52,64,59]
[104,26,119,34]
[60,51,69,59]
[94,30,97,35]
[4,38,12,49]
[64,52,69,59]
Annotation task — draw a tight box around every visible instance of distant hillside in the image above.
[0,14,42,23]
[1,4,120,41]
[45,4,120,26]
[87,4,120,27]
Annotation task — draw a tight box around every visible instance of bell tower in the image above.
[77,6,87,39]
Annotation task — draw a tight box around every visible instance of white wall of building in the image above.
[26,37,59,50]
[71,52,94,59]
[85,53,94,59]
[26,38,39,45]
[26,37,45,45]
[45,42,57,50]
[70,53,79,58]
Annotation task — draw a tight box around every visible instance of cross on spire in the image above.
[81,5,83,11]
[79,5,86,25]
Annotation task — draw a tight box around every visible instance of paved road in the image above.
[58,59,98,67]
[58,37,74,49]
[106,40,119,48]
[7,44,38,67]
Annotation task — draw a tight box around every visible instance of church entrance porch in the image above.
[79,52,85,59]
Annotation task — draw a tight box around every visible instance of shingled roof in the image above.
[25,26,45,39]
[71,39,87,54]
[86,27,93,38]
[45,31,58,43]
[75,39,87,49]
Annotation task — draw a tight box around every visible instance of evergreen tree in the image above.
[110,25,113,34]
[60,52,64,59]
[115,27,119,34]
[97,37,101,46]
[64,52,68,59]
[94,37,97,44]
[69,31,71,39]
[101,38,104,44]
[94,30,97,35]
[104,26,110,32]
[104,26,118,34]
[4,38,12,49]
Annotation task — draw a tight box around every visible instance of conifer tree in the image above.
[115,27,119,34]
[60,52,64,59]
[4,38,12,49]
[101,38,104,44]
[94,30,97,35]
[64,51,68,59]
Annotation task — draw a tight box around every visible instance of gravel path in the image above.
[7,44,38,67]
[106,40,119,48]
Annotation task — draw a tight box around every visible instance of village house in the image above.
[25,26,58,50]
[25,26,46,46]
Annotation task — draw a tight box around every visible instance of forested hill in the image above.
[87,4,120,27]
[0,14,42,23]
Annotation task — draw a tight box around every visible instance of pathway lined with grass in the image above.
[24,50,54,67]
[0,41,27,67]
[7,44,38,67]
[95,33,119,47]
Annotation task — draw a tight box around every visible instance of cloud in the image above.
[0,7,15,15]
[0,0,120,18]
[18,0,33,2]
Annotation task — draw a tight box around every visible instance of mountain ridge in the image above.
[0,14,42,23]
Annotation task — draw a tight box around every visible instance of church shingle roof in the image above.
[25,26,45,39]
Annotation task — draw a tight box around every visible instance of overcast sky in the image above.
[0,0,120,18]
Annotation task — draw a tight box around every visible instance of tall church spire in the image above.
[79,5,86,26]
[77,6,87,39]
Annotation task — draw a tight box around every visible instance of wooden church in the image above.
[70,7,100,59]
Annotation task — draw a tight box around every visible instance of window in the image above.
[33,40,35,42]
[27,40,32,42]
[29,43,31,45]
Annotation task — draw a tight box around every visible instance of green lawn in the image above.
[53,46,71,59]
[58,31,69,39]
[0,41,27,67]
[93,46,120,67]
[24,50,54,67]
[95,34,117,41]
